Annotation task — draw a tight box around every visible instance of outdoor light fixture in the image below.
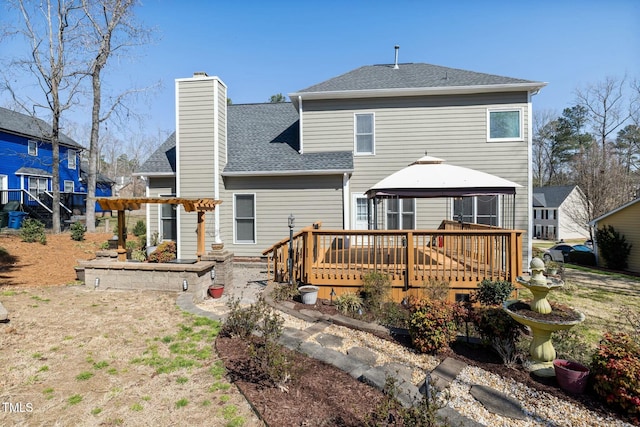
[94,278,100,288]
[330,288,336,305]
[287,214,295,285]
[210,267,216,281]
[182,279,188,291]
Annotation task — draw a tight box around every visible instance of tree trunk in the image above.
[85,70,101,232]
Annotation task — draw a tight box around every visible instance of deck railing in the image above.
[263,221,523,302]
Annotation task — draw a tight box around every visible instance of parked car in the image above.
[543,244,593,263]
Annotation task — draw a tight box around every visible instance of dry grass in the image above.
[0,286,262,426]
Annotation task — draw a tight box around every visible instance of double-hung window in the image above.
[63,180,74,193]
[28,177,48,198]
[386,199,415,230]
[234,194,256,244]
[354,113,374,155]
[68,149,77,169]
[159,195,177,241]
[487,108,523,142]
[453,196,499,226]
[28,140,38,156]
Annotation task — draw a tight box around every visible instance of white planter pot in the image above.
[298,285,319,305]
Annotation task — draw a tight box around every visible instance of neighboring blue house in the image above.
[0,107,111,224]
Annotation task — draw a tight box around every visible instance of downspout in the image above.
[527,91,535,267]
[342,173,349,228]
[298,96,303,154]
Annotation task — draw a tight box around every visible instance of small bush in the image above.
[591,332,640,422]
[595,225,632,270]
[408,296,466,354]
[147,241,176,263]
[131,249,146,262]
[20,218,47,245]
[271,284,299,302]
[361,271,391,313]
[70,221,85,241]
[421,279,450,301]
[132,220,146,237]
[472,307,524,365]
[473,279,514,306]
[567,250,596,266]
[335,292,363,316]
[99,241,109,250]
[221,296,267,339]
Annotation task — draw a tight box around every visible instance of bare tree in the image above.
[532,109,557,186]
[3,0,85,233]
[81,0,152,231]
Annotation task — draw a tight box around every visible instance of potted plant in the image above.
[545,260,559,275]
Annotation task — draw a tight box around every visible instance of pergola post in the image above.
[196,211,205,261]
[117,210,127,262]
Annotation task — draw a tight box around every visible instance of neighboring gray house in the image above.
[136,62,545,264]
[533,185,588,241]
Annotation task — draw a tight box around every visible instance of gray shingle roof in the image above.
[224,102,352,174]
[16,167,50,176]
[0,107,83,149]
[297,63,541,93]
[138,103,353,176]
[533,185,577,208]
[137,132,176,174]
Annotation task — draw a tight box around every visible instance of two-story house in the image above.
[0,107,112,224]
[532,185,588,241]
[137,62,545,267]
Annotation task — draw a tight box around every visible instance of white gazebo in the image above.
[365,155,521,229]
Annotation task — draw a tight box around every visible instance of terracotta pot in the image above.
[208,285,224,299]
[553,359,590,394]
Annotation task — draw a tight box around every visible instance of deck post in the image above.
[405,231,414,291]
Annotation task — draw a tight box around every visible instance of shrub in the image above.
[132,220,146,237]
[20,218,47,245]
[591,332,640,422]
[361,271,391,313]
[334,292,364,316]
[473,279,514,306]
[131,249,146,262]
[472,307,525,365]
[271,284,299,302]
[70,221,85,241]
[595,225,632,270]
[408,295,466,354]
[422,279,450,301]
[147,241,176,263]
[567,250,596,266]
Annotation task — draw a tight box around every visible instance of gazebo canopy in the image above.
[365,155,521,199]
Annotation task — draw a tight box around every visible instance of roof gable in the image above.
[532,185,577,208]
[0,107,83,149]
[590,197,640,225]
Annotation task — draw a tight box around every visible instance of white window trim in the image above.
[450,196,502,226]
[486,107,524,142]
[63,180,74,192]
[158,193,177,242]
[354,112,375,156]
[68,149,77,169]
[233,193,257,245]
[28,140,38,156]
[384,198,416,230]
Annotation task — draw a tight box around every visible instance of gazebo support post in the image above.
[117,210,127,262]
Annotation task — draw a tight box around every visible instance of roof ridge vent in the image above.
[393,45,399,69]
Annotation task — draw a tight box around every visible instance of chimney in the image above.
[193,71,208,78]
[393,45,400,69]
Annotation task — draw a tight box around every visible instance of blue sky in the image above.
[2,0,639,143]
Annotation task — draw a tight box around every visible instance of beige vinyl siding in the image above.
[302,91,531,263]
[597,202,640,273]
[217,175,344,257]
[176,76,226,258]
[146,177,175,244]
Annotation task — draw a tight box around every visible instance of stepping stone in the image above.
[470,384,527,420]
[299,309,323,320]
[0,301,8,321]
[305,320,331,335]
[380,362,412,380]
[347,346,378,365]
[315,333,343,348]
[430,357,467,391]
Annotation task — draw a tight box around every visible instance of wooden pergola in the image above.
[97,197,222,262]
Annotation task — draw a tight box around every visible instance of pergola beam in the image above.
[96,197,222,262]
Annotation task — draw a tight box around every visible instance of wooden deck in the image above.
[263,221,523,302]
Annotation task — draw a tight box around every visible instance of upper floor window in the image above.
[234,194,256,244]
[354,113,374,155]
[487,108,523,142]
[28,140,38,156]
[68,150,77,169]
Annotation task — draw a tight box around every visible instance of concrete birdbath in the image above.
[504,257,585,377]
